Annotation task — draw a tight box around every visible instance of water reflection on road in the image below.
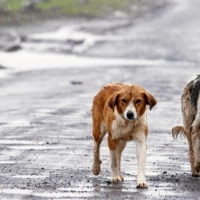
[0,0,200,199]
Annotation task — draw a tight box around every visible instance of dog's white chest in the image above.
[111,119,135,140]
[111,109,146,141]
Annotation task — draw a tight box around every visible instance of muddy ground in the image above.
[0,65,199,200]
[0,0,200,199]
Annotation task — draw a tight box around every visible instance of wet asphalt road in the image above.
[0,0,200,199]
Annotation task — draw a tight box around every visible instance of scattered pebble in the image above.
[71,81,82,85]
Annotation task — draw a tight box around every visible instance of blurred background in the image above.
[0,0,167,24]
[0,0,169,68]
[1,0,200,199]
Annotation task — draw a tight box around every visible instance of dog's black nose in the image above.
[126,111,134,120]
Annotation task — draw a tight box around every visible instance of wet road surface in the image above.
[0,0,200,199]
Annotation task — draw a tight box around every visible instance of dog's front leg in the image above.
[108,136,126,183]
[135,137,148,188]
[110,150,122,183]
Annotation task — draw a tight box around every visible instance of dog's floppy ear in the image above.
[144,92,157,110]
[108,93,119,111]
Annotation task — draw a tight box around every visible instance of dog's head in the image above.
[108,84,157,121]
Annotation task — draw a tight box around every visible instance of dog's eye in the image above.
[121,99,126,103]
[135,99,141,104]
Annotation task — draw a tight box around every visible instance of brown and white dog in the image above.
[92,82,157,188]
[172,75,200,177]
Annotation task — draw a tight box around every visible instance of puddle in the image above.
[31,108,56,117]
[25,25,125,54]
[0,188,94,198]
[0,140,45,145]
[58,187,94,192]
[0,69,12,79]
[0,161,16,164]
[148,155,169,162]
[0,50,168,73]
[7,145,66,150]
[12,174,49,179]
[0,189,32,195]
[47,130,83,139]
[3,135,30,139]
[34,191,93,198]
[180,164,190,170]
[2,119,31,127]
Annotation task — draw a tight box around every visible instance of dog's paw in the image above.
[92,164,101,175]
[192,164,200,177]
[192,173,200,177]
[136,182,148,189]
[194,162,200,172]
[192,170,200,177]
[92,160,102,175]
[111,175,124,183]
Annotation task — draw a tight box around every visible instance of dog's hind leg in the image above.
[192,125,200,176]
[191,99,200,176]
[193,136,200,174]
[186,134,198,176]
[92,115,106,176]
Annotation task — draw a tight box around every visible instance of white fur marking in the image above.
[135,134,147,186]
[188,75,198,84]
[112,108,134,139]
[112,108,147,140]
[110,151,120,180]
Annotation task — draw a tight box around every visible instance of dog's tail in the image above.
[172,125,187,139]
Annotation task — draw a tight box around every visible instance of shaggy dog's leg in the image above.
[192,102,200,174]
[187,135,198,176]
[192,129,200,175]
[185,132,200,177]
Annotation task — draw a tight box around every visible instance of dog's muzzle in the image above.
[126,111,135,120]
